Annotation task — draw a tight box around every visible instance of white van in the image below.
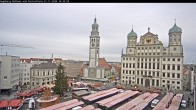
[72,106,82,110]
[28,99,35,109]
[151,99,159,108]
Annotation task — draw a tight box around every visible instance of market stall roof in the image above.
[8,99,22,107]
[0,100,9,108]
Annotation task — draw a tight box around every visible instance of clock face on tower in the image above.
[91,43,95,47]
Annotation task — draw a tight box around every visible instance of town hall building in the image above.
[121,21,184,90]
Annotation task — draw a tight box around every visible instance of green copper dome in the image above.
[169,23,182,34]
[128,29,137,38]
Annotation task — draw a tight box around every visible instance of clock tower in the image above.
[89,17,100,67]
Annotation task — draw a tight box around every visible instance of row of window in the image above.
[122,71,181,79]
[162,73,181,78]
[122,63,181,71]
[163,64,181,71]
[122,57,181,62]
[162,80,180,84]
[123,63,159,69]
[32,70,56,76]
[137,46,161,50]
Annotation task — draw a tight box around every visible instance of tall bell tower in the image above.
[89,17,100,67]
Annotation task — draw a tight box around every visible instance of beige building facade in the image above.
[121,22,183,90]
[30,62,57,89]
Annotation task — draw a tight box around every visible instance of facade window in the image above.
[153,63,155,69]
[177,86,180,89]
[137,63,140,68]
[138,47,140,50]
[157,72,159,77]
[168,58,170,61]
[163,58,165,61]
[157,46,160,49]
[141,79,143,84]
[163,73,165,77]
[153,72,155,77]
[129,63,131,68]
[137,78,139,84]
[172,81,175,84]
[156,80,159,86]
[177,81,180,84]
[141,63,143,68]
[172,58,175,61]
[126,70,128,74]
[157,63,159,69]
[167,73,170,78]
[162,80,165,83]
[167,80,170,83]
[177,65,180,70]
[123,63,125,68]
[149,47,151,49]
[149,71,151,76]
[163,64,165,70]
[145,53,147,55]
[167,64,170,70]
[149,63,151,69]
[153,53,155,55]
[157,53,160,55]
[157,59,160,61]
[149,58,151,61]
[43,71,45,76]
[172,73,175,78]
[172,64,175,70]
[173,48,176,51]
[138,53,140,55]
[177,58,180,61]
[126,63,128,68]
[4,76,7,80]
[133,71,135,75]
[133,63,135,68]
[145,63,147,69]
[153,47,155,49]
[141,71,143,75]
[123,70,125,74]
[152,79,154,86]
[177,74,180,78]
[129,70,131,75]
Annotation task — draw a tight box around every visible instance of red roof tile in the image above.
[98,58,111,69]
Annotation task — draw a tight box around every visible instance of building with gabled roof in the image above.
[30,62,57,89]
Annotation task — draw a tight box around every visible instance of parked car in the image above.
[181,99,187,108]
[151,99,159,108]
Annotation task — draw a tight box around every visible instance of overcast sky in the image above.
[0,3,196,63]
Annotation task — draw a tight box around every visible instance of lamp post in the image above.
[194,83,195,110]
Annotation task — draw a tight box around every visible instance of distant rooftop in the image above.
[31,62,57,69]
